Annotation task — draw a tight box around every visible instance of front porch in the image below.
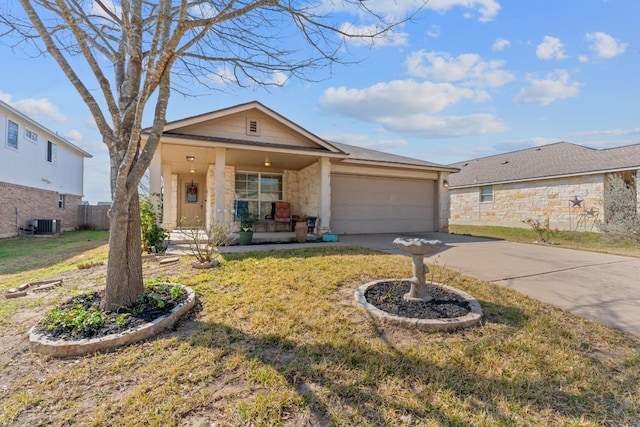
[169,229,297,247]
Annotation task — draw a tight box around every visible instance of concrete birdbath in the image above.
[392,237,444,302]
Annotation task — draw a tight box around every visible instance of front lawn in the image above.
[1,239,639,425]
[450,224,640,258]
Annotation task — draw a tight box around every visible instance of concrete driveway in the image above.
[339,233,640,338]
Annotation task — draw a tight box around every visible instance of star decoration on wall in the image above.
[569,196,584,207]
[584,208,598,217]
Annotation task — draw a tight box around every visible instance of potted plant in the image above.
[238,212,258,245]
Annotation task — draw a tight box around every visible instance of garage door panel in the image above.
[331,174,435,234]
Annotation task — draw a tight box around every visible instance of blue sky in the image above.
[0,0,637,204]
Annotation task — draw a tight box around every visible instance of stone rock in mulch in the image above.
[4,279,63,299]
[159,257,180,265]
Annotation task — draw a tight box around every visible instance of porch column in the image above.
[436,172,450,232]
[161,163,174,229]
[149,149,162,222]
[318,157,332,234]
[214,147,226,226]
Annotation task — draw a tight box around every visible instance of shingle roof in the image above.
[448,142,640,188]
[329,141,459,171]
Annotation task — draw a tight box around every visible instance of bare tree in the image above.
[1,0,417,310]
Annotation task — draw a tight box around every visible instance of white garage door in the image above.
[331,174,435,234]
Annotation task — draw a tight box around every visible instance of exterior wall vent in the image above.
[246,118,260,136]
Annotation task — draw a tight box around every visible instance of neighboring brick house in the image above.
[0,99,92,237]
[448,142,640,231]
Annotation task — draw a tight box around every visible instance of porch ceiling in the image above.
[162,143,321,174]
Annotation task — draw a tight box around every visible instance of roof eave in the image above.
[341,158,460,173]
[450,166,640,189]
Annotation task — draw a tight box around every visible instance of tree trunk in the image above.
[103,189,144,311]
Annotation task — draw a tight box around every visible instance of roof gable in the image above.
[449,142,640,188]
[0,99,92,158]
[163,101,340,152]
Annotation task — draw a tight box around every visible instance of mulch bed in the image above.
[34,291,180,341]
[365,280,470,319]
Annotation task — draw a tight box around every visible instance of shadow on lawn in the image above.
[178,316,608,425]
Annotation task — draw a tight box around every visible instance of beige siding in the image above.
[173,111,318,148]
[450,175,604,231]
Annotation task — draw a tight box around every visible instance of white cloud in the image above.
[320,79,478,118]
[340,23,408,47]
[207,67,238,85]
[265,71,288,86]
[319,0,500,22]
[427,25,441,38]
[513,70,582,105]
[492,38,511,52]
[380,113,509,137]
[426,0,501,22]
[10,97,67,123]
[89,0,122,19]
[0,90,11,103]
[586,32,628,59]
[64,129,83,142]
[573,127,640,137]
[536,36,567,60]
[320,80,508,138]
[405,50,514,88]
[321,131,407,150]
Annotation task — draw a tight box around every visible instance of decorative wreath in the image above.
[187,184,198,195]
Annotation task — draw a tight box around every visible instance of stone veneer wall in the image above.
[283,170,301,217]
[297,162,320,219]
[450,174,604,231]
[0,181,81,237]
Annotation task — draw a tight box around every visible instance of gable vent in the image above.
[246,118,260,136]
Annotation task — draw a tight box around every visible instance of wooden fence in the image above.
[77,205,110,230]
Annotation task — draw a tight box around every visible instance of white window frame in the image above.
[235,171,283,218]
[480,185,494,202]
[25,128,38,143]
[47,140,57,165]
[58,193,65,209]
[7,119,18,150]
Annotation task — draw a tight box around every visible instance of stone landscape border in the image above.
[29,285,196,357]
[354,279,483,332]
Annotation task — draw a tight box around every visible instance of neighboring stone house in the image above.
[0,99,92,237]
[448,142,640,231]
[146,101,458,234]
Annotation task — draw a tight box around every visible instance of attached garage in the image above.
[331,174,436,234]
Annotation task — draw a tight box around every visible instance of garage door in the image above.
[331,174,435,234]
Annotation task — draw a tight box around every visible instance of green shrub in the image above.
[140,197,169,253]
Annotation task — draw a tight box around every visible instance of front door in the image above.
[179,175,205,225]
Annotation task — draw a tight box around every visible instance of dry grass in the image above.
[450,224,640,258]
[1,242,639,426]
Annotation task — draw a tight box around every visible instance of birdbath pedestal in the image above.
[393,238,444,302]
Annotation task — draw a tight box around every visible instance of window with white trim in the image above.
[480,185,493,202]
[7,119,18,149]
[25,128,38,143]
[235,171,283,218]
[47,140,57,164]
[58,193,65,208]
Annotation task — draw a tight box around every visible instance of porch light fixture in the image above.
[264,159,271,167]
[442,180,449,189]
[189,168,197,174]
[186,155,195,162]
